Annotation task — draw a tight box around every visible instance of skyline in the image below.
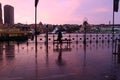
[0,0,120,24]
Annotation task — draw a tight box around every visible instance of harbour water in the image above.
[0,33,120,80]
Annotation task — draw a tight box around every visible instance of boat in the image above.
[0,28,29,41]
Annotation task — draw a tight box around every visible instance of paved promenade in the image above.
[0,41,120,80]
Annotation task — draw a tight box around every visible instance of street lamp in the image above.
[83,18,88,44]
[35,0,39,53]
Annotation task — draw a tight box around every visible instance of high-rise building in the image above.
[0,3,3,23]
[4,5,14,25]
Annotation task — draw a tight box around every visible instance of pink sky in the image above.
[0,0,120,24]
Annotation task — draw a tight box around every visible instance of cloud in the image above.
[93,7,110,13]
[1,0,120,24]
[38,0,81,24]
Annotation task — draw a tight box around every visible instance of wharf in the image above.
[0,34,120,80]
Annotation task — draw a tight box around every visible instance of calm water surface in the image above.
[0,34,119,80]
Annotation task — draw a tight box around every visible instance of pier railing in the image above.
[28,33,120,43]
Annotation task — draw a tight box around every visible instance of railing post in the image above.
[76,34,78,44]
[69,34,71,40]
[96,34,98,43]
[90,34,92,43]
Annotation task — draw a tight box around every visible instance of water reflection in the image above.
[117,44,120,64]
[26,41,29,53]
[45,42,49,66]
[54,44,72,66]
[0,43,3,60]
[96,42,98,49]
[83,42,87,67]
[53,43,71,52]
[57,48,65,66]
[5,44,15,59]
[56,47,65,66]
[35,50,38,80]
[17,42,20,53]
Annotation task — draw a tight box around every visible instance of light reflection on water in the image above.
[0,34,119,80]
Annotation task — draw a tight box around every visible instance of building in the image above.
[4,5,14,25]
[0,3,3,23]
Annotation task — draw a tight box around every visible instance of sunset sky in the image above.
[0,0,120,24]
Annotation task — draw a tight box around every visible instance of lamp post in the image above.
[45,25,48,49]
[83,18,88,45]
[35,0,39,53]
[34,1,39,79]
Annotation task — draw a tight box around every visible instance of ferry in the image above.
[0,27,30,41]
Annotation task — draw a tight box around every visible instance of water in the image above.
[0,33,120,80]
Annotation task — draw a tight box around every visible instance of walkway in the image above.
[0,42,120,80]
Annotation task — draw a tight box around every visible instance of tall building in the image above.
[0,3,3,23]
[4,5,14,25]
